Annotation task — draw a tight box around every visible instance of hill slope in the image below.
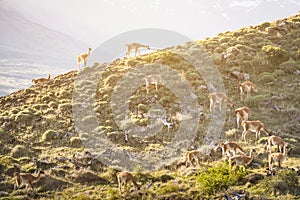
[0,12,299,199]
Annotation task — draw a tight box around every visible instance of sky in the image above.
[3,0,300,47]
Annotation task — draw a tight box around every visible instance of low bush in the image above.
[70,137,82,147]
[253,169,300,196]
[42,130,57,141]
[262,45,289,65]
[243,95,265,107]
[258,74,276,84]
[196,162,246,196]
[279,60,299,74]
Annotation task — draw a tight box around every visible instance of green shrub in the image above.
[219,37,231,43]
[82,115,98,125]
[10,145,32,158]
[262,45,289,65]
[291,38,300,47]
[197,162,246,196]
[244,95,265,107]
[274,69,285,77]
[58,103,72,111]
[137,104,148,113]
[258,74,276,84]
[32,103,48,110]
[42,129,57,141]
[155,181,181,195]
[254,169,299,196]
[279,60,299,74]
[48,101,58,108]
[70,137,82,147]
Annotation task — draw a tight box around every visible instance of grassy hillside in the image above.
[0,13,300,200]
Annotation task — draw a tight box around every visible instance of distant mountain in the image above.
[0,2,89,96]
[0,2,88,67]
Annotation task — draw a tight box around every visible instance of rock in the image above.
[294,70,300,75]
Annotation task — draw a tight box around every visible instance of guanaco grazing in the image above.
[267,135,286,153]
[126,43,150,57]
[116,171,140,194]
[218,142,244,159]
[144,74,163,93]
[229,148,256,171]
[269,144,289,170]
[241,120,270,141]
[32,74,50,84]
[239,81,257,100]
[185,149,212,167]
[209,92,234,113]
[77,47,92,71]
[235,106,251,128]
[14,170,41,193]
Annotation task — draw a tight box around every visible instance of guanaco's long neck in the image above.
[283,146,288,157]
[33,171,41,181]
[87,49,91,57]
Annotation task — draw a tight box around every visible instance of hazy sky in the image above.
[4,0,300,46]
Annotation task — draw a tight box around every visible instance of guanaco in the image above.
[218,142,244,159]
[241,120,270,141]
[14,170,41,193]
[77,47,92,71]
[267,135,286,153]
[235,106,251,128]
[269,144,289,170]
[144,74,163,93]
[229,148,256,171]
[239,81,257,100]
[116,171,140,194]
[185,149,212,167]
[32,74,50,84]
[209,92,234,113]
[126,43,150,57]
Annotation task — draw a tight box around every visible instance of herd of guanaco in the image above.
[21,46,290,196]
[205,80,289,173]
[117,79,290,194]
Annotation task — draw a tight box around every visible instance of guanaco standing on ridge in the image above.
[268,144,289,170]
[241,120,270,141]
[235,106,251,128]
[14,170,42,193]
[185,149,212,167]
[267,135,286,153]
[218,142,244,159]
[209,92,234,113]
[126,43,150,57]
[229,148,256,171]
[144,74,164,93]
[239,81,257,100]
[77,47,92,71]
[116,171,140,194]
[32,74,50,84]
